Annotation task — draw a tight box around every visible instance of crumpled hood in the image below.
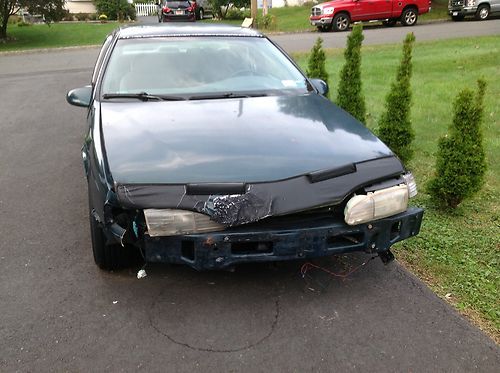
[100,94,393,184]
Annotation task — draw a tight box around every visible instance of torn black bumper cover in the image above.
[143,207,424,270]
[115,156,405,226]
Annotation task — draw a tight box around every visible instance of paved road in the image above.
[1,21,499,372]
[270,18,500,51]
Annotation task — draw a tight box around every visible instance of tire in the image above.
[401,7,418,26]
[475,4,489,20]
[332,13,350,32]
[89,198,140,271]
[451,15,465,21]
[198,8,204,20]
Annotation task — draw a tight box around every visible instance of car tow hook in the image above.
[379,249,395,265]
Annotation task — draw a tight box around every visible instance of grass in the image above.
[0,22,120,52]
[293,35,500,342]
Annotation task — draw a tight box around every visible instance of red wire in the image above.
[300,256,376,279]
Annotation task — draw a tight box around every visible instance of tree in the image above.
[336,24,365,123]
[0,0,65,40]
[207,0,250,20]
[94,0,136,21]
[427,79,487,208]
[306,37,329,90]
[377,33,416,165]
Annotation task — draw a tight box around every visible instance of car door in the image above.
[352,0,393,20]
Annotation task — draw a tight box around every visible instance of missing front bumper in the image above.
[143,207,424,270]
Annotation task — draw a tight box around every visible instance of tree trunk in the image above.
[1,0,13,40]
[0,16,8,40]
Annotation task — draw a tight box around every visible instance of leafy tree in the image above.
[207,0,250,20]
[306,37,329,90]
[427,79,487,208]
[0,0,65,40]
[377,33,416,165]
[94,0,136,21]
[336,24,365,123]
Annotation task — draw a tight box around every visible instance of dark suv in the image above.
[157,0,196,22]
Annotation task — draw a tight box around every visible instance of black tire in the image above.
[332,12,350,32]
[382,18,397,27]
[401,7,418,26]
[198,8,204,20]
[89,199,140,271]
[475,4,489,20]
[451,15,465,21]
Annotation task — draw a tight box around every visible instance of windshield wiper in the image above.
[102,92,186,101]
[188,92,268,100]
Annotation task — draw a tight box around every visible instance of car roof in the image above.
[116,24,263,39]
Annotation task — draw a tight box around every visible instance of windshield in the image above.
[100,37,309,99]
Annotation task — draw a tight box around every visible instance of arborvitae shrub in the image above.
[336,24,365,123]
[427,79,487,208]
[306,37,329,89]
[378,33,416,165]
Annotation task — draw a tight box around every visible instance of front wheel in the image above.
[198,8,204,20]
[475,4,489,20]
[332,13,350,32]
[401,8,418,26]
[89,201,140,271]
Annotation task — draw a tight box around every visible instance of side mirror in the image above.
[67,86,92,107]
[310,79,329,97]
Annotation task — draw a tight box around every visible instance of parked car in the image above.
[448,0,500,21]
[157,0,196,22]
[192,0,212,19]
[66,24,423,271]
[310,0,431,32]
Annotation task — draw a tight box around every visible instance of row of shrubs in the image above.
[306,27,487,209]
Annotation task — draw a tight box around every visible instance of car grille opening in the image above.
[231,241,273,255]
[181,240,195,261]
[326,233,363,248]
[390,221,402,241]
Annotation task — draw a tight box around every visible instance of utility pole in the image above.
[251,0,257,27]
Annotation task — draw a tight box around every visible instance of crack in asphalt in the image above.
[148,294,281,353]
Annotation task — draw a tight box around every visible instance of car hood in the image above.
[313,0,348,9]
[100,94,394,184]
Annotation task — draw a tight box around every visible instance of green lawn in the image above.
[293,35,500,341]
[0,22,120,52]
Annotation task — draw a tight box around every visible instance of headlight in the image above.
[324,7,335,15]
[144,209,225,237]
[344,184,409,225]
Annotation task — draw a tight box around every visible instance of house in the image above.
[65,0,96,13]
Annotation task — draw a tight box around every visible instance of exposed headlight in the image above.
[344,184,409,226]
[324,7,335,15]
[402,172,418,198]
[144,209,225,237]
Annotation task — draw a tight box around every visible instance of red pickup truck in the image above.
[310,0,431,32]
